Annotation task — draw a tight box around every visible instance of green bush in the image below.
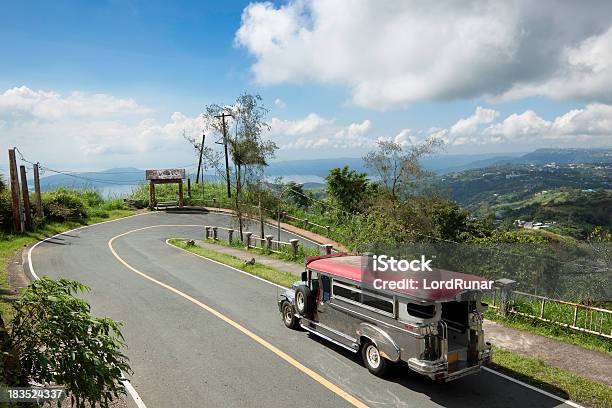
[4,278,130,407]
[0,189,13,232]
[42,188,88,222]
[80,189,104,208]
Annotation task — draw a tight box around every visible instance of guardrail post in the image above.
[245,232,252,248]
[304,219,309,228]
[572,305,578,328]
[205,226,210,240]
[540,298,546,319]
[290,239,299,256]
[323,244,333,255]
[228,229,234,244]
[495,278,517,316]
[212,226,218,240]
[212,198,216,208]
[325,225,331,235]
[265,235,273,250]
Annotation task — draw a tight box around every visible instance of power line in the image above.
[13,147,198,186]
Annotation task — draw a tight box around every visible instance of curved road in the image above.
[29,212,576,408]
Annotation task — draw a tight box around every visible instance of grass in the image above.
[489,346,612,408]
[484,308,612,356]
[167,240,612,408]
[0,207,137,321]
[168,238,297,288]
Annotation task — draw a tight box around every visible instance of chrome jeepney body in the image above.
[278,254,492,381]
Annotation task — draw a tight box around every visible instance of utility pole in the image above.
[33,162,44,217]
[195,132,205,184]
[19,165,32,231]
[8,149,22,233]
[215,112,232,198]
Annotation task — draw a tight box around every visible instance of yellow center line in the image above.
[108,225,369,408]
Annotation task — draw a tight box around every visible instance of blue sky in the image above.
[1,0,611,171]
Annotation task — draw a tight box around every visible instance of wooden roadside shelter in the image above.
[146,169,186,209]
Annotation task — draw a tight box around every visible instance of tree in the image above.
[325,166,370,212]
[4,278,130,407]
[363,137,443,201]
[193,93,277,239]
[285,181,310,208]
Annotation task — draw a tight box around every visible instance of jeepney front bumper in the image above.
[408,342,492,382]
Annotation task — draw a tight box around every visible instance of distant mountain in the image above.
[266,153,525,178]
[508,148,612,165]
[37,167,145,190]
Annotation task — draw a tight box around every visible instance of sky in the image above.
[1,0,611,172]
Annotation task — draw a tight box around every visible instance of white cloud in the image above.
[439,105,612,146]
[269,114,373,149]
[0,86,148,120]
[236,0,612,108]
[450,107,499,136]
[0,86,203,170]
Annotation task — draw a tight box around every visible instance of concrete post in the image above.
[205,226,210,240]
[228,229,234,244]
[290,239,299,256]
[323,244,333,255]
[245,232,252,248]
[495,278,517,316]
[212,226,218,240]
[265,235,273,250]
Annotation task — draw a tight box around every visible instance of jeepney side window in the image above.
[310,271,319,292]
[332,280,360,302]
[360,289,394,315]
[321,275,331,302]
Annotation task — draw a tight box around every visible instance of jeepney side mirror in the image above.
[301,271,308,282]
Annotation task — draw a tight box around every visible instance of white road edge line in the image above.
[167,238,586,408]
[26,214,584,408]
[482,368,585,408]
[26,211,152,408]
[122,379,147,408]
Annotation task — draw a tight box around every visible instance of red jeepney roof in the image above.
[306,254,490,303]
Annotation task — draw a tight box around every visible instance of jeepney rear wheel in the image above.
[361,341,389,377]
[295,285,313,317]
[281,301,299,329]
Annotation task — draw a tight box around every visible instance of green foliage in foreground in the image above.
[490,346,612,408]
[3,278,130,407]
[169,239,296,288]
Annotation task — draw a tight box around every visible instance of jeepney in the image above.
[278,253,492,381]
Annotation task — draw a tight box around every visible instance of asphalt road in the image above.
[29,212,577,408]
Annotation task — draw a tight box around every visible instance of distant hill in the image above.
[435,161,612,238]
[37,167,220,190]
[265,152,525,178]
[511,148,612,165]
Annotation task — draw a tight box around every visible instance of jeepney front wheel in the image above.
[281,301,299,329]
[361,341,389,377]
